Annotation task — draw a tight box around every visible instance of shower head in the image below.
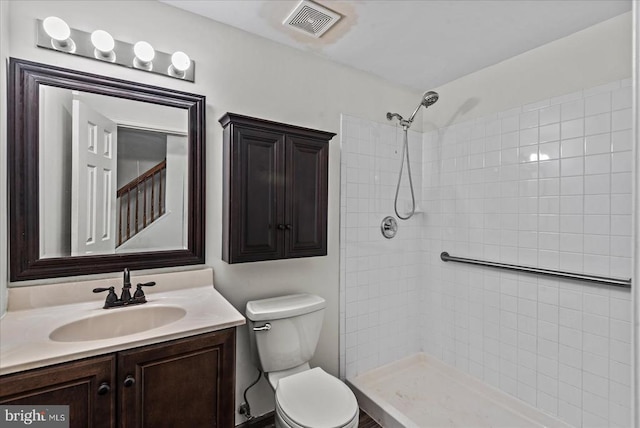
[421,91,439,108]
[406,90,439,125]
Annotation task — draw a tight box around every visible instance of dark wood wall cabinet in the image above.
[0,329,236,428]
[219,113,335,264]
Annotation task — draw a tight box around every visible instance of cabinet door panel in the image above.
[231,127,285,262]
[286,136,328,257]
[118,329,235,428]
[0,356,115,428]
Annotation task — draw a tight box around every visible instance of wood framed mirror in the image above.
[8,58,205,281]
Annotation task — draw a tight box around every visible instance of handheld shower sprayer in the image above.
[384,90,439,222]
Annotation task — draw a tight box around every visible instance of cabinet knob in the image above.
[123,375,136,387]
[277,224,286,230]
[285,224,292,230]
[97,382,111,395]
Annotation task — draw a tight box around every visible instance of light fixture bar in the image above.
[36,19,195,82]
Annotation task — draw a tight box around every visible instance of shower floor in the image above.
[348,353,571,428]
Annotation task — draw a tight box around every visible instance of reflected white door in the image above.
[71,99,118,256]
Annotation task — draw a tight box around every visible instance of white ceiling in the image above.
[162,0,631,92]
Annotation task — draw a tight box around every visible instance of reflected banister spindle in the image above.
[135,185,139,234]
[143,176,147,228]
[158,170,164,216]
[151,172,155,222]
[118,202,123,246]
[128,191,132,240]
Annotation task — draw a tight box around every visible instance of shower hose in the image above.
[394,126,416,220]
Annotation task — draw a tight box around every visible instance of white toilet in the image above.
[246,294,359,428]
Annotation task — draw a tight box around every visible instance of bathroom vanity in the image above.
[0,269,245,428]
[0,330,234,427]
[2,59,243,427]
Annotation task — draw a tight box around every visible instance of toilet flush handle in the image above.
[253,323,271,332]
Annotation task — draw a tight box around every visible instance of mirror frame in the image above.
[8,58,205,281]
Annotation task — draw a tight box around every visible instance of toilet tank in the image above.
[246,294,326,373]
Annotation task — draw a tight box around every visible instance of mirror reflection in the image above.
[38,86,189,258]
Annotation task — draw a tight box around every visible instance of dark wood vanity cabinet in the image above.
[219,113,335,263]
[118,329,235,427]
[0,329,236,428]
[0,355,115,428]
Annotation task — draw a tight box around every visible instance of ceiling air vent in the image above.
[283,0,342,38]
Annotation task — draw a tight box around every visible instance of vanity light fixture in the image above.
[169,51,191,77]
[42,16,75,52]
[91,30,116,61]
[36,17,195,82]
[133,41,155,70]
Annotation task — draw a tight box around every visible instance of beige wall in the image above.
[427,12,633,130]
[0,0,9,317]
[2,0,419,422]
[633,3,639,426]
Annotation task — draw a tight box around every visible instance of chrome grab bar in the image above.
[440,252,632,288]
[253,323,271,332]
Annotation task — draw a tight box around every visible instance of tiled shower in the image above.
[340,79,633,427]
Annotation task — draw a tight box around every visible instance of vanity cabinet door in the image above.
[0,355,116,428]
[117,329,235,428]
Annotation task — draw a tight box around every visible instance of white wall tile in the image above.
[584,133,611,155]
[561,100,585,121]
[584,113,611,136]
[611,129,633,152]
[561,119,585,139]
[584,92,611,117]
[561,137,584,158]
[539,104,561,125]
[611,108,632,131]
[341,81,633,428]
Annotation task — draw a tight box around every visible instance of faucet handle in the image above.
[93,286,119,308]
[133,281,156,300]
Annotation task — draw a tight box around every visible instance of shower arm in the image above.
[387,103,421,130]
[386,112,412,130]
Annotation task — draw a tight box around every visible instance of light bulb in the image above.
[171,51,191,72]
[43,16,70,42]
[91,30,115,54]
[134,41,155,63]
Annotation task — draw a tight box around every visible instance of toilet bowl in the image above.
[246,294,359,428]
[274,367,359,428]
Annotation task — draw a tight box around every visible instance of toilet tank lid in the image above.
[246,294,326,321]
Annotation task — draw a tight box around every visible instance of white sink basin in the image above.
[1,271,247,376]
[49,305,187,342]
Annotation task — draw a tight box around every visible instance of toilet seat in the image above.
[275,368,359,428]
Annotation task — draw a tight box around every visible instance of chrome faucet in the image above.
[93,268,156,309]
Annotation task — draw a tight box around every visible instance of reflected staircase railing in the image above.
[117,160,166,246]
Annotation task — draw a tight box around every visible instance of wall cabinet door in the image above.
[118,329,236,428]
[285,135,328,258]
[220,113,334,264]
[0,355,116,428]
[226,126,285,263]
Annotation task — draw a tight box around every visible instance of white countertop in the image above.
[0,268,245,375]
